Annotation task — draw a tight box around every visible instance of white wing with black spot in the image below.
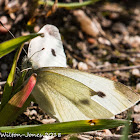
[27,25,67,69]
[31,67,140,122]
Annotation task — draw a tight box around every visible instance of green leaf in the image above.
[0,45,23,110]
[0,33,42,58]
[0,74,37,126]
[0,119,128,135]
[39,0,100,9]
[121,111,132,140]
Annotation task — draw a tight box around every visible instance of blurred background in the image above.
[0,0,140,139]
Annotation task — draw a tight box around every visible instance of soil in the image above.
[0,0,140,139]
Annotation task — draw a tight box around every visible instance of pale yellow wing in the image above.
[32,67,140,122]
[32,69,113,122]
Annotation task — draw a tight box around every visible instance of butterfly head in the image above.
[22,24,67,71]
[22,56,32,70]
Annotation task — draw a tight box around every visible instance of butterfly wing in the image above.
[46,68,140,114]
[28,25,67,69]
[32,67,140,122]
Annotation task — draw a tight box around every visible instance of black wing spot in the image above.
[42,48,45,50]
[51,49,56,57]
[97,91,106,98]
[80,99,90,105]
[88,120,96,125]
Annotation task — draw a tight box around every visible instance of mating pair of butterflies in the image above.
[23,24,140,122]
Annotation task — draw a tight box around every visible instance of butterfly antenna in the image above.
[28,48,45,61]
[23,48,27,55]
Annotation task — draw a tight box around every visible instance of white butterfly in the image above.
[24,24,140,122]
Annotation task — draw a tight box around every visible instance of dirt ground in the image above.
[0,0,140,139]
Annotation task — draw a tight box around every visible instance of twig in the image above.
[39,0,100,9]
[0,21,15,38]
[0,21,27,54]
[89,65,140,73]
[83,132,131,139]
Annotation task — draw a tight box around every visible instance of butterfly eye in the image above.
[26,60,32,68]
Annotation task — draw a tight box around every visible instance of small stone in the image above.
[72,59,78,68]
[130,36,140,48]
[132,114,140,123]
[30,101,34,107]
[1,71,8,79]
[78,62,88,71]
[29,110,37,116]
[1,64,8,70]
[21,31,29,36]
[134,104,140,113]
[41,118,56,124]
[78,31,84,39]
[76,42,87,52]
[102,129,112,135]
[137,125,140,129]
[102,50,107,55]
[0,24,11,33]
[102,3,123,12]
[24,108,30,116]
[87,38,97,44]
[86,61,96,69]
[9,13,16,20]
[34,25,40,32]
[110,12,119,19]
[98,37,111,46]
[94,137,102,140]
[101,18,112,28]
[136,83,140,92]
[112,22,128,35]
[123,36,140,48]
[78,134,93,140]
[0,16,8,24]
[132,132,140,139]
[114,70,120,75]
[116,126,124,134]
[42,135,55,140]
[132,69,140,76]
[15,14,23,24]
[104,61,111,67]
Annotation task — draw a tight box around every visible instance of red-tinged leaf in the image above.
[0,74,37,126]
[17,74,37,108]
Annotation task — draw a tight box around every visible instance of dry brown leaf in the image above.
[73,10,100,37]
